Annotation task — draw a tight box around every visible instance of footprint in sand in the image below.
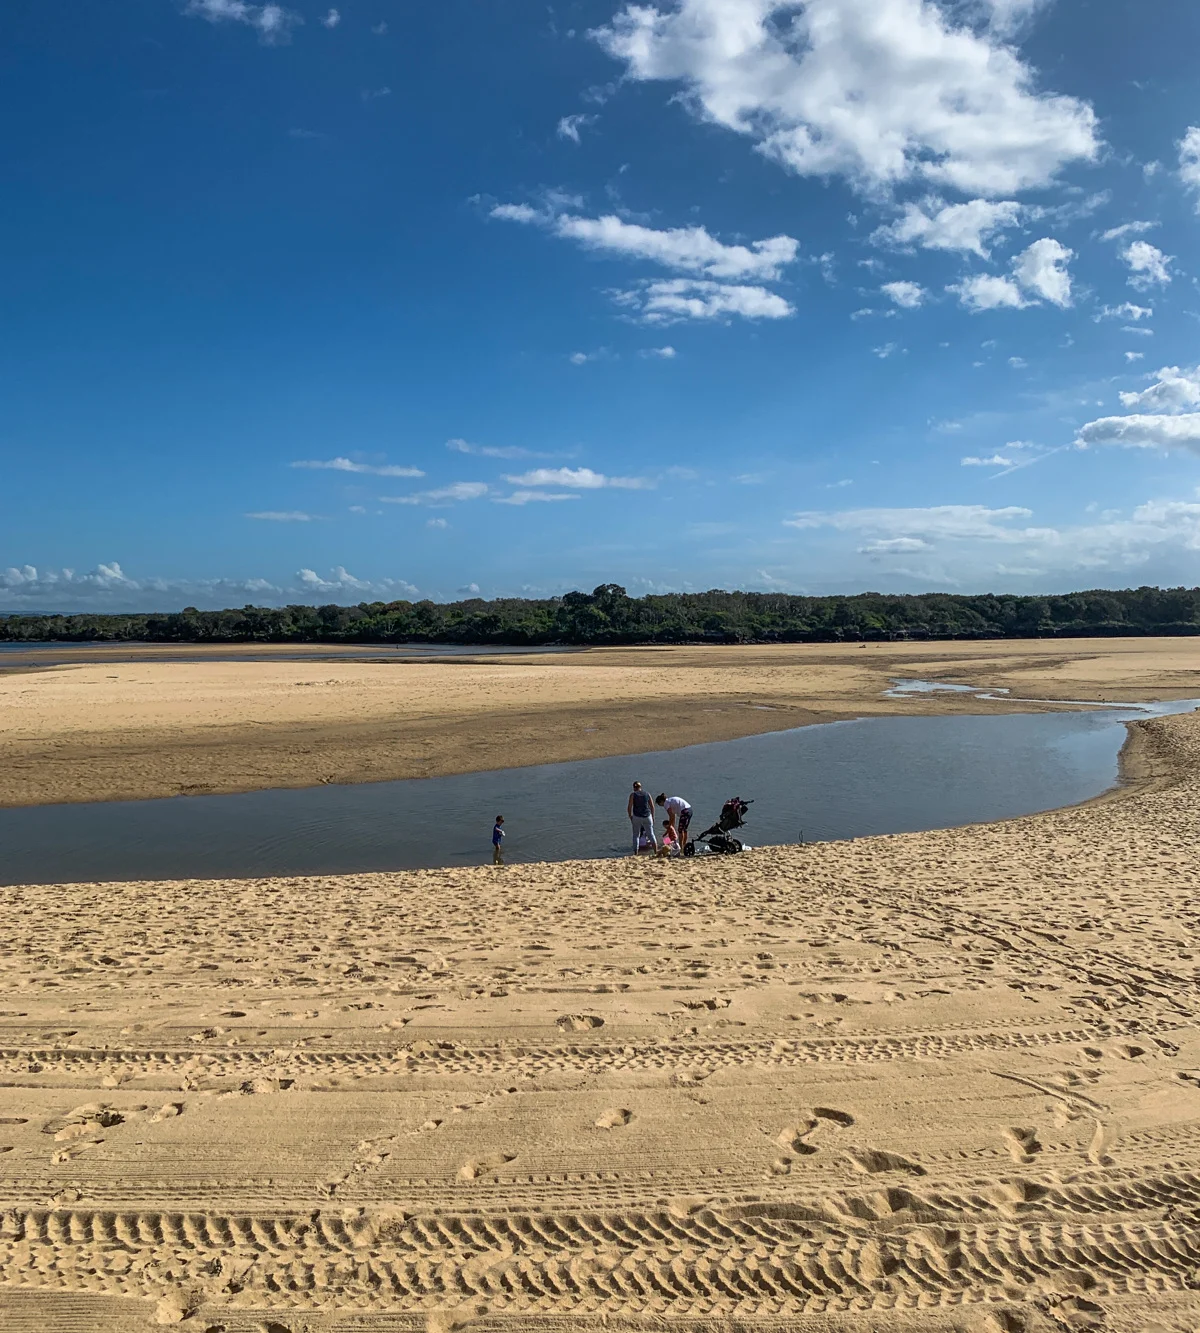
[556,1014,604,1032]
[770,1107,855,1173]
[844,1146,926,1177]
[458,1152,516,1181]
[1002,1126,1043,1164]
[594,1107,633,1129]
[1087,1120,1116,1166]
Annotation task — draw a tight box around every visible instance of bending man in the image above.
[656,793,692,856]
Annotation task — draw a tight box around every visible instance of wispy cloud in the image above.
[615,279,793,324]
[381,482,490,506]
[640,345,677,359]
[184,0,300,43]
[246,510,314,521]
[557,114,597,144]
[504,467,653,491]
[493,490,583,505]
[1099,220,1156,242]
[492,205,798,282]
[291,457,425,477]
[321,7,340,27]
[1123,241,1173,290]
[446,438,557,460]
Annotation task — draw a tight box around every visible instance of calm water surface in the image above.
[0,641,574,665]
[3,701,1195,886]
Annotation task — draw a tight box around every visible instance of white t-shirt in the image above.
[664,796,691,820]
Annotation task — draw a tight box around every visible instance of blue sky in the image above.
[4,0,1200,610]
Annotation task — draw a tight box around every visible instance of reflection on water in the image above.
[3,702,1196,886]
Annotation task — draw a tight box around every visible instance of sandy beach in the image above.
[4,637,1200,806]
[1,698,1199,1329]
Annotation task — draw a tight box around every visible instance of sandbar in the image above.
[4,637,1200,806]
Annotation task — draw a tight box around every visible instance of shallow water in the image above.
[3,701,1196,886]
[0,641,573,665]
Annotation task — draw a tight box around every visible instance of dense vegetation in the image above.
[4,585,1200,645]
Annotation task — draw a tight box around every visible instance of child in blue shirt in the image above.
[492,815,505,865]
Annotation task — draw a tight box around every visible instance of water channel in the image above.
[2,692,1195,886]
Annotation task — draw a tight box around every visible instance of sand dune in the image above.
[2,708,1200,1329]
[4,637,1200,805]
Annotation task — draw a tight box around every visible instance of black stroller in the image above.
[684,796,753,856]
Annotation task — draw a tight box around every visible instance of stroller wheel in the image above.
[726,837,743,854]
[682,840,696,858]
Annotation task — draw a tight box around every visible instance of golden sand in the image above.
[4,637,1200,805]
[2,703,1200,1329]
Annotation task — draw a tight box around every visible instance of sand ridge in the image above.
[4,637,1200,806]
[2,709,1200,1329]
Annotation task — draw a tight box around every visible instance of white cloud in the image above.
[1123,241,1172,290]
[426,517,449,529]
[184,0,300,43]
[1119,365,1200,414]
[786,503,1041,542]
[1179,127,1200,209]
[0,563,282,612]
[457,583,481,595]
[873,342,899,358]
[872,198,1022,257]
[557,113,598,143]
[779,497,1200,580]
[1011,237,1073,306]
[493,490,584,505]
[291,457,425,477]
[361,87,391,101]
[592,0,1099,196]
[569,350,602,365]
[859,536,932,554]
[504,467,653,490]
[0,561,426,611]
[445,438,556,460]
[246,510,314,521]
[1125,351,1144,363]
[1076,414,1200,454]
[881,280,926,309]
[948,236,1072,311]
[381,482,490,506]
[371,20,387,34]
[981,0,1049,34]
[641,345,677,357]
[961,454,1013,466]
[321,7,340,26]
[1099,220,1156,242]
[1097,302,1152,321]
[1008,356,1027,369]
[492,205,798,280]
[297,566,418,596]
[948,274,1027,312]
[617,278,793,323]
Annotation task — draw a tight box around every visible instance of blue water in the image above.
[2,701,1195,886]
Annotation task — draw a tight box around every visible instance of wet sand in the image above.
[2,708,1199,1330]
[4,637,1200,806]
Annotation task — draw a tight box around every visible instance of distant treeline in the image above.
[4,584,1200,646]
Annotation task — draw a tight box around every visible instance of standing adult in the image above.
[627,781,656,856]
[656,793,693,856]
